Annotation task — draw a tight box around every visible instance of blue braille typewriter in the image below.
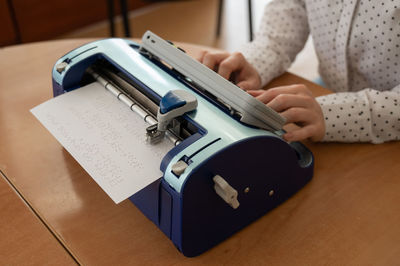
[52,31,314,257]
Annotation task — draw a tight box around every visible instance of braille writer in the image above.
[198,0,400,143]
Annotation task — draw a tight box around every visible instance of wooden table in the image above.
[1,39,399,265]
[0,171,75,265]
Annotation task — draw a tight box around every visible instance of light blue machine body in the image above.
[52,38,314,257]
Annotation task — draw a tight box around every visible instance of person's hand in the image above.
[248,84,325,142]
[197,51,261,91]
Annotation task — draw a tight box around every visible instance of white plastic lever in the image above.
[213,175,239,209]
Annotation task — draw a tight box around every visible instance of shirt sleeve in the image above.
[239,0,309,87]
[316,86,400,144]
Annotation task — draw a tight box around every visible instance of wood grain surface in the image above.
[0,171,76,265]
[0,39,399,265]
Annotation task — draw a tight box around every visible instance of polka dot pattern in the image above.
[316,87,400,143]
[240,0,400,143]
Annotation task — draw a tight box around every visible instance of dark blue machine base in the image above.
[130,135,313,257]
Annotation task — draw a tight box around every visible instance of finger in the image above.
[218,52,245,80]
[195,50,207,62]
[237,80,259,91]
[266,94,313,112]
[283,125,316,142]
[267,84,312,98]
[202,52,230,71]
[247,90,264,96]
[255,84,312,104]
[255,89,277,103]
[280,107,315,124]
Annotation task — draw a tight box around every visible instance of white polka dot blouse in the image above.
[240,0,400,143]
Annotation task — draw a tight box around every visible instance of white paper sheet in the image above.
[31,82,174,203]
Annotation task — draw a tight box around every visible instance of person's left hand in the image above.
[248,84,325,142]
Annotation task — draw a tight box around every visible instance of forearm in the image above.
[316,86,400,143]
[239,0,309,87]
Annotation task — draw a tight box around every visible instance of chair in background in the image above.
[107,0,131,37]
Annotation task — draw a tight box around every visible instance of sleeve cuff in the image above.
[316,93,372,142]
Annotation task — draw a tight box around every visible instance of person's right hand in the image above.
[248,85,325,142]
[196,51,261,91]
